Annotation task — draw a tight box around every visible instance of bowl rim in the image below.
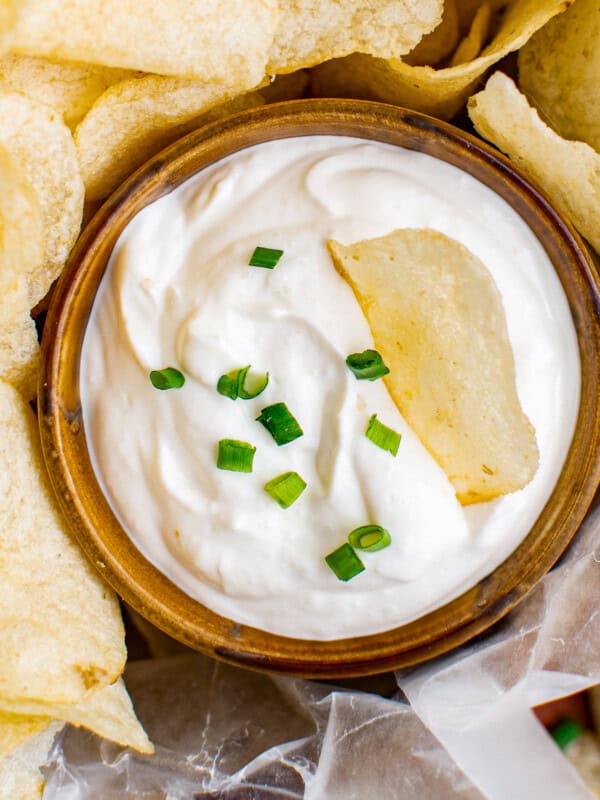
[39,98,600,678]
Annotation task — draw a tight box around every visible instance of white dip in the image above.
[81,136,580,640]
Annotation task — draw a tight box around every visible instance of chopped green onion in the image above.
[264,471,307,508]
[217,365,269,401]
[365,414,401,456]
[325,543,365,582]
[348,524,391,552]
[346,349,390,381]
[248,246,284,269]
[217,373,238,400]
[551,718,584,750]
[237,365,269,399]
[256,402,303,446]
[149,367,185,390]
[216,439,256,472]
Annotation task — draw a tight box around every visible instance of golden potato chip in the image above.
[75,76,265,201]
[0,722,61,800]
[404,0,460,67]
[11,0,277,83]
[0,680,152,754]
[519,0,600,152]
[311,0,572,120]
[0,0,20,54]
[0,380,126,708]
[456,0,492,32]
[268,0,443,73]
[450,1,493,66]
[328,229,539,505]
[469,71,600,254]
[0,55,138,129]
[0,92,84,305]
[0,146,43,398]
[0,714,49,760]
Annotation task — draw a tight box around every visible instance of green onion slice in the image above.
[217,365,269,401]
[248,246,284,269]
[348,524,391,552]
[216,373,238,400]
[325,543,365,582]
[346,349,390,381]
[365,414,401,456]
[149,367,186,390]
[256,402,303,446]
[216,439,256,472]
[264,471,307,508]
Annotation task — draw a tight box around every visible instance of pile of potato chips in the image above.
[0,0,595,795]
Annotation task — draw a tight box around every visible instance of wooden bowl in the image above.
[39,99,600,678]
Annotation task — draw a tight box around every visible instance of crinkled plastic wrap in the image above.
[43,506,600,799]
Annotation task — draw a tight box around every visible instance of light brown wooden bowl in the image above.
[40,99,600,678]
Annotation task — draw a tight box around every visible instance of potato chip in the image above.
[468,71,600,254]
[404,0,460,67]
[11,0,277,83]
[0,714,49,760]
[450,1,493,66]
[75,76,265,201]
[0,0,20,54]
[0,92,84,305]
[456,0,492,32]
[0,680,152,754]
[311,0,572,120]
[519,0,600,152]
[0,722,61,800]
[0,146,43,398]
[328,229,539,505]
[268,0,443,73]
[0,55,138,129]
[0,380,126,707]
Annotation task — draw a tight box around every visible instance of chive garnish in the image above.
[216,439,256,472]
[216,373,238,400]
[325,543,365,582]
[365,414,401,456]
[346,349,390,381]
[348,524,391,552]
[249,246,284,269]
[256,402,303,446]
[217,365,269,401]
[149,367,185,390]
[264,471,307,508]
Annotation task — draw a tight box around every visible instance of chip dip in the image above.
[81,136,579,640]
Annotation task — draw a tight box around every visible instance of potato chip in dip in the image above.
[81,136,579,640]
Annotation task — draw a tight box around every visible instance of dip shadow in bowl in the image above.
[40,99,600,678]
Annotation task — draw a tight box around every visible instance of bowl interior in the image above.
[39,99,600,678]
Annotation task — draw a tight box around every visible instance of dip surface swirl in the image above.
[81,136,579,639]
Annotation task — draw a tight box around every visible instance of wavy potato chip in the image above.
[0,92,84,304]
[11,0,277,83]
[0,146,43,398]
[268,0,443,73]
[0,55,138,129]
[0,380,126,708]
[0,722,61,800]
[328,229,539,505]
[75,76,266,201]
[468,72,600,254]
[312,0,572,120]
[404,0,460,67]
[519,0,600,152]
